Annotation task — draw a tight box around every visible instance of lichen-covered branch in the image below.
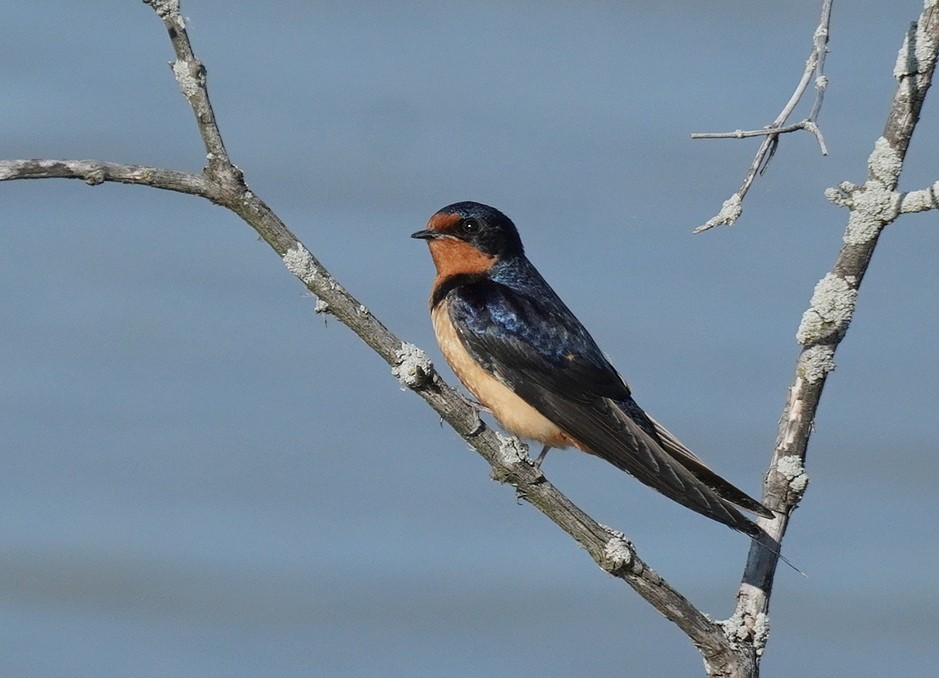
[729,3,939,672]
[144,0,235,184]
[827,173,939,216]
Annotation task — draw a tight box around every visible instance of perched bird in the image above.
[412,201,773,538]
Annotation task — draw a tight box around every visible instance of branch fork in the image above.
[692,0,834,232]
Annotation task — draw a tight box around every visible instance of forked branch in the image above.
[725,5,939,675]
[692,0,834,233]
[0,1,752,674]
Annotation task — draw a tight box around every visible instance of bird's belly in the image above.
[432,304,571,447]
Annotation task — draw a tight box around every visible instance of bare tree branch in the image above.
[145,0,235,184]
[897,180,939,212]
[826,178,939,214]
[726,4,939,673]
[693,0,833,233]
[0,1,751,673]
[0,159,214,197]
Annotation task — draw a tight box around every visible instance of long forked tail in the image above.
[643,414,803,574]
[644,414,773,518]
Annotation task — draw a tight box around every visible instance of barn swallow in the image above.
[412,201,773,538]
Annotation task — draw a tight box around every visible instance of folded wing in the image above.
[447,274,770,536]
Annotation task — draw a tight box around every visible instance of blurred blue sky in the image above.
[2,1,937,676]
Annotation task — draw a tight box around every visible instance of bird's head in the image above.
[411,201,524,278]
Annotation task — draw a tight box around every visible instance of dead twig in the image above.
[693,0,833,232]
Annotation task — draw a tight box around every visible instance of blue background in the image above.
[2,1,937,676]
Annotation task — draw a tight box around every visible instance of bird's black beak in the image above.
[410,229,440,240]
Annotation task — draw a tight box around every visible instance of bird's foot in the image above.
[532,444,552,469]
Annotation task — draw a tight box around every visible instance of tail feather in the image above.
[645,414,774,518]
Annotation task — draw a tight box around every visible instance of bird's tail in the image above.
[644,414,773,518]
[639,411,803,573]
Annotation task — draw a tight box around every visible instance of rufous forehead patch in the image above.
[426,211,463,232]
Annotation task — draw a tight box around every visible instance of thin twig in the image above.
[692,0,833,233]
[0,159,216,197]
[691,123,811,139]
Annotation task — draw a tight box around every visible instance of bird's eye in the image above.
[461,218,480,234]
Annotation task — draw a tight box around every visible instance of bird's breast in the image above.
[432,300,572,447]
